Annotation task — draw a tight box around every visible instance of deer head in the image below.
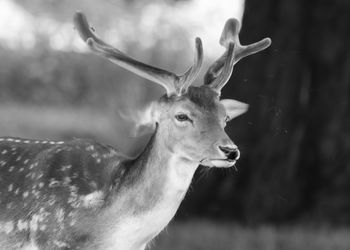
[74,12,271,168]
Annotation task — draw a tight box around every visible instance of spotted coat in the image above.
[0,137,126,249]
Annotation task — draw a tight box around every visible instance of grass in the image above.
[152,220,350,250]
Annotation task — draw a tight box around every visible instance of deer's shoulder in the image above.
[39,138,128,190]
[0,137,129,249]
[0,137,128,203]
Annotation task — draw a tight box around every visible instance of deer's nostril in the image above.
[218,146,240,160]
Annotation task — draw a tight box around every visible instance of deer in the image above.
[0,11,271,250]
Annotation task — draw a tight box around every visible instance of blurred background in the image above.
[0,0,349,249]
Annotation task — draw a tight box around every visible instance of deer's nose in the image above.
[218,145,240,161]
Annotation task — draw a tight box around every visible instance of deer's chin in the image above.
[211,159,236,168]
[201,159,236,168]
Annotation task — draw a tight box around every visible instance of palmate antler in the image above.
[204,18,271,94]
[74,12,203,96]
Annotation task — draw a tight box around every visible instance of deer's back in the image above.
[0,137,125,249]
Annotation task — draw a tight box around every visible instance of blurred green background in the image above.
[0,0,349,249]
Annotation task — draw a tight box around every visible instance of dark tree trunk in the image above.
[181,0,350,224]
[229,0,350,223]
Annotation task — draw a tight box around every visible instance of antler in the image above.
[204,18,271,94]
[74,12,203,96]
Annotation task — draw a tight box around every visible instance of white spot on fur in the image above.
[61,164,72,171]
[29,164,35,170]
[49,179,60,188]
[48,197,56,206]
[32,189,41,199]
[69,219,77,226]
[56,208,65,224]
[81,191,104,208]
[29,211,48,232]
[17,219,29,231]
[29,216,39,231]
[0,221,14,234]
[53,240,69,248]
[67,185,80,208]
[21,239,39,250]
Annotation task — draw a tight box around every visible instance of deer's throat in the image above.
[128,129,198,210]
[107,129,198,214]
[94,131,198,249]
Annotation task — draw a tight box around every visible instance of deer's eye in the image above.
[175,114,191,122]
[224,116,231,123]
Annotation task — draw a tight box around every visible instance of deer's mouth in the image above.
[200,158,236,168]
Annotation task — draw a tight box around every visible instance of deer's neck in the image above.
[117,127,198,212]
[93,129,198,249]
[143,129,197,182]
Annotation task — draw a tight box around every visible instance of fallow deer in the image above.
[0,12,271,250]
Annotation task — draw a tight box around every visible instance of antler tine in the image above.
[177,37,204,94]
[204,18,271,93]
[73,11,109,47]
[234,38,271,62]
[74,11,180,96]
[207,43,235,91]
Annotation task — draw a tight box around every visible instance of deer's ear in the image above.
[120,101,160,137]
[220,99,249,121]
